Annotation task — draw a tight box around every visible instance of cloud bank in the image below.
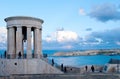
[56,30,79,42]
[89,3,120,22]
[43,28,120,50]
[0,27,120,50]
[43,30,79,50]
[90,28,120,45]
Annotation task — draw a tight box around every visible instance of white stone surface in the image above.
[5,16,43,29]
[7,27,15,58]
[107,64,120,73]
[27,27,32,58]
[39,28,42,57]
[16,27,23,58]
[0,59,63,76]
[34,28,41,58]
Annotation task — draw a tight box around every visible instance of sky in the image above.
[0,0,120,50]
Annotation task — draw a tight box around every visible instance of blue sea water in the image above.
[0,49,120,67]
[48,55,120,67]
[0,50,58,55]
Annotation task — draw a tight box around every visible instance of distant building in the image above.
[108,59,120,64]
[106,59,120,73]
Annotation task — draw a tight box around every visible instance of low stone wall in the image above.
[107,64,120,73]
[0,73,120,79]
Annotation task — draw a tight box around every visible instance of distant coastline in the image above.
[53,49,120,56]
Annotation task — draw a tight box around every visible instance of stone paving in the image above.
[0,73,120,79]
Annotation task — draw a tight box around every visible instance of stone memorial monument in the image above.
[5,16,43,59]
[0,16,63,76]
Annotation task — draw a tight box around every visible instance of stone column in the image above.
[16,27,23,58]
[27,27,32,58]
[39,28,42,57]
[7,27,15,58]
[7,28,9,58]
[34,28,41,58]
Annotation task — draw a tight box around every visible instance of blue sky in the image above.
[0,0,120,50]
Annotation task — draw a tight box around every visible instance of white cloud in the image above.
[79,8,86,15]
[0,27,7,49]
[46,36,53,42]
[56,30,79,42]
[0,27,7,42]
[61,45,73,49]
[45,33,56,42]
[45,30,79,43]
[89,3,120,22]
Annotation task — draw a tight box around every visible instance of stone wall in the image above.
[0,59,63,76]
[107,64,120,73]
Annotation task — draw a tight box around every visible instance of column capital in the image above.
[16,26,22,28]
[40,28,42,31]
[34,28,42,30]
[32,25,42,29]
[7,27,14,29]
[26,27,31,28]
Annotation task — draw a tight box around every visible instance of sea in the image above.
[1,49,120,67]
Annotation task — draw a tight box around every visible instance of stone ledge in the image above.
[0,74,119,79]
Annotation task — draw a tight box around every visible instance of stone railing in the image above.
[0,53,43,59]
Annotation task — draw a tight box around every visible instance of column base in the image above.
[27,54,32,59]
[7,54,15,59]
[34,54,42,58]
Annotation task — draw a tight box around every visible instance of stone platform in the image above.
[0,59,63,76]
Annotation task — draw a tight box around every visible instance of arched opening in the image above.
[31,27,35,58]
